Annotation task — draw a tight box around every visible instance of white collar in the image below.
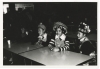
[55,34,66,41]
[38,33,47,39]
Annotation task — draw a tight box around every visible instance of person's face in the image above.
[38,28,44,36]
[77,31,85,40]
[56,28,62,36]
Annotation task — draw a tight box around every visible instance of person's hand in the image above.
[36,40,42,44]
[38,36,42,40]
[48,44,52,48]
[89,51,96,58]
[36,41,39,45]
[36,41,43,47]
[53,47,59,52]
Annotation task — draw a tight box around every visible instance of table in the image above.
[20,47,93,66]
[3,42,43,54]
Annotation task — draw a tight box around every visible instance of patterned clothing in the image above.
[78,22,91,34]
[48,33,70,51]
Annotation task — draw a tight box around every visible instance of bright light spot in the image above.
[7,40,11,48]
[26,31,28,35]
[3,4,9,14]
[15,4,34,11]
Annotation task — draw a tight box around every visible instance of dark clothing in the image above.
[74,39,96,55]
[42,34,51,46]
[80,41,96,55]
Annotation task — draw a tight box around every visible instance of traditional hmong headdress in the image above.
[53,22,67,34]
[78,22,91,34]
[38,23,46,31]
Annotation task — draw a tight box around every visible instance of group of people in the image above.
[36,22,96,57]
[4,21,96,65]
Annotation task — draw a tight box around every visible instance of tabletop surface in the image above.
[3,42,43,54]
[20,47,93,66]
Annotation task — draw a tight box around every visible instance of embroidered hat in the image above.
[38,23,46,31]
[78,22,91,34]
[53,22,67,34]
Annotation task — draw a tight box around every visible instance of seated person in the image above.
[48,22,70,52]
[76,22,96,56]
[36,23,49,46]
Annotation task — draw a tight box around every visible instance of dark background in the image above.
[3,2,97,42]
[3,3,97,65]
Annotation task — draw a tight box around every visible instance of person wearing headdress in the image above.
[77,22,96,56]
[36,23,48,46]
[48,22,70,52]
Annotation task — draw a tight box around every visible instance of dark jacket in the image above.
[74,39,96,55]
[80,41,96,55]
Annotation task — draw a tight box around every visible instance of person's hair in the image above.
[55,25,66,34]
[78,31,88,36]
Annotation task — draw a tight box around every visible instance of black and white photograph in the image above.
[3,2,97,66]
